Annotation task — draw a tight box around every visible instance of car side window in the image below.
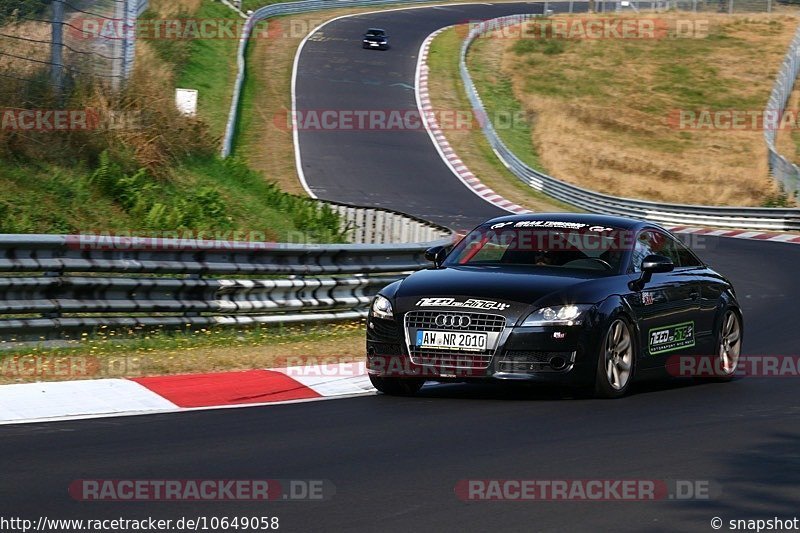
[630,231,657,272]
[631,229,702,271]
[649,231,683,267]
[671,237,703,267]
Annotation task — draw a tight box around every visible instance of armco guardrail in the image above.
[323,199,449,243]
[765,24,800,199]
[0,234,451,339]
[461,15,800,231]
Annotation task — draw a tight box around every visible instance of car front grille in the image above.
[498,350,576,373]
[411,349,493,370]
[404,311,506,332]
[404,311,507,370]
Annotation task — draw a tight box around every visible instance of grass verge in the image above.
[0,321,365,384]
[0,0,344,240]
[426,27,575,212]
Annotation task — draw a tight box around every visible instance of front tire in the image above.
[594,317,636,398]
[369,375,425,396]
[711,309,742,381]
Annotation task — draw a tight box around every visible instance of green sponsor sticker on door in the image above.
[648,321,695,355]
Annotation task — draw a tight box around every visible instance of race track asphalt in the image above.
[1,4,799,532]
[293,2,580,230]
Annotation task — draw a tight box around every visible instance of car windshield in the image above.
[366,30,385,36]
[444,221,630,273]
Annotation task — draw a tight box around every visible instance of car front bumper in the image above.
[366,316,598,386]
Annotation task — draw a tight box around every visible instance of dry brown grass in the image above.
[0,328,364,384]
[0,20,50,74]
[239,13,319,195]
[150,0,204,17]
[483,12,800,206]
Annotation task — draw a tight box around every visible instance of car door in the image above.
[670,234,719,357]
[627,229,701,370]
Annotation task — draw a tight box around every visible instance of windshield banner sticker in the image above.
[490,220,615,232]
[415,298,511,311]
[649,322,695,355]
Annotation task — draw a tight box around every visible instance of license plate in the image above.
[416,330,487,350]
[370,42,379,46]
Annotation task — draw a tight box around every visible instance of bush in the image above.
[87,150,234,231]
[512,38,566,56]
[0,0,48,25]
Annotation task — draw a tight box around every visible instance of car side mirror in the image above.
[629,254,673,291]
[425,246,447,268]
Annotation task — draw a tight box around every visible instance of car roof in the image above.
[480,212,658,231]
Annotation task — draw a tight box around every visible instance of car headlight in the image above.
[371,295,394,320]
[522,304,593,326]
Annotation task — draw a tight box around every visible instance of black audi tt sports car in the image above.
[366,213,743,398]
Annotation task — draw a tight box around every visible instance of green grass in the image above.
[242,0,292,12]
[0,163,123,234]
[0,156,343,240]
[0,0,48,25]
[143,2,241,139]
[177,2,241,139]
[229,30,263,159]
[466,37,543,171]
[0,321,361,358]
[0,1,343,241]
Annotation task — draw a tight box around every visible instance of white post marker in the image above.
[175,88,199,117]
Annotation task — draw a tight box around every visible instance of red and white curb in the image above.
[0,363,373,425]
[415,28,530,216]
[668,226,800,244]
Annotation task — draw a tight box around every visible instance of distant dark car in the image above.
[366,213,743,398]
[362,28,389,50]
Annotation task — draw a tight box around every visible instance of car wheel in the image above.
[712,309,741,381]
[369,375,425,396]
[594,317,635,398]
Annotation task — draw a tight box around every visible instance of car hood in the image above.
[392,265,609,322]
